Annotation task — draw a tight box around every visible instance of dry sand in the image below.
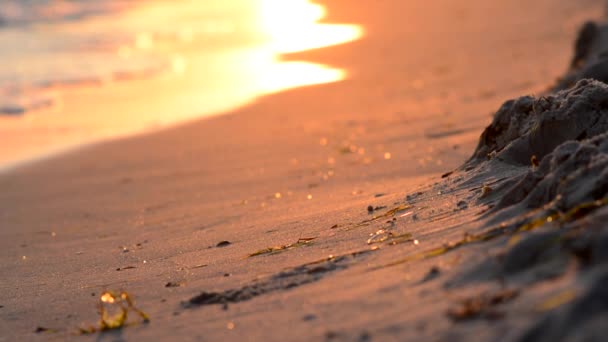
[1,0,607,341]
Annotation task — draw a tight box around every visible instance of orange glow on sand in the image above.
[0,0,363,169]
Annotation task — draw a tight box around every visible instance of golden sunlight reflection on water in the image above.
[0,0,363,169]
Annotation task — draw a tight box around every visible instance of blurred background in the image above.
[0,0,362,168]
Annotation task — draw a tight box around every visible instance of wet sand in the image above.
[0,0,605,340]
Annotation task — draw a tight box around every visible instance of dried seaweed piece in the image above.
[380,205,412,218]
[367,229,389,244]
[248,237,317,257]
[374,197,608,270]
[562,198,608,221]
[480,185,493,198]
[366,230,413,245]
[80,290,149,334]
[531,155,539,167]
[188,248,378,308]
[516,198,608,233]
[350,205,413,229]
[537,289,577,311]
[387,233,414,245]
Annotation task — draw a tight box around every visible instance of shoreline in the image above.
[0,0,362,170]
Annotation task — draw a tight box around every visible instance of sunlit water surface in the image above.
[0,0,362,169]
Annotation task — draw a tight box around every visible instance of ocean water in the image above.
[0,0,362,168]
[0,0,141,114]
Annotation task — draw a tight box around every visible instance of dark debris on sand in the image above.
[185,250,375,308]
[216,241,231,248]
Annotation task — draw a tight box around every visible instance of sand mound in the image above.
[442,23,608,340]
[494,130,608,212]
[555,21,608,91]
[467,79,608,167]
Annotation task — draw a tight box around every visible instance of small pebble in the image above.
[302,314,317,321]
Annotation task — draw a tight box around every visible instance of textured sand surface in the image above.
[0,1,605,341]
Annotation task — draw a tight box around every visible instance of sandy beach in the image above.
[1,0,607,340]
